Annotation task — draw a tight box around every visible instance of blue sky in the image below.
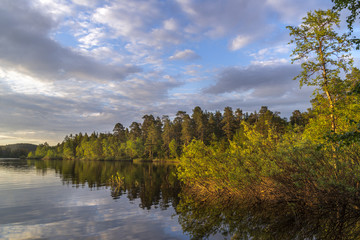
[0,0,353,145]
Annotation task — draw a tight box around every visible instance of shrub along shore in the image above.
[178,9,360,205]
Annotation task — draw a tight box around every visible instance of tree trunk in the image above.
[319,41,336,133]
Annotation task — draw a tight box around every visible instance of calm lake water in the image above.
[0,158,187,240]
[1,158,360,240]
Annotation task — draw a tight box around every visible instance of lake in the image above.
[1,158,360,240]
[0,158,187,240]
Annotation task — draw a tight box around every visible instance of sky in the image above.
[0,0,355,145]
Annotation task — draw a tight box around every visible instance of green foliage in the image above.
[178,116,360,204]
[287,10,352,86]
[176,9,360,206]
[109,172,124,187]
[177,121,284,200]
[221,106,236,140]
[169,139,179,159]
[332,0,360,48]
[37,104,293,163]
[288,9,353,135]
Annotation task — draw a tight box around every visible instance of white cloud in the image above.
[184,64,203,77]
[251,58,289,66]
[88,1,185,67]
[0,1,141,83]
[169,49,200,61]
[229,35,253,51]
[163,18,178,31]
[77,27,106,49]
[92,1,160,39]
[71,0,99,8]
[0,68,60,97]
[148,28,182,46]
[32,0,73,22]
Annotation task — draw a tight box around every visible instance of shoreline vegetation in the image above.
[177,9,360,209]
[28,9,360,207]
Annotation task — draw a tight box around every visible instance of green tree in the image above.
[161,115,173,158]
[332,0,360,48]
[254,106,286,136]
[145,121,162,159]
[221,107,236,140]
[209,111,224,140]
[173,111,186,144]
[142,115,156,142]
[169,139,179,159]
[235,108,243,128]
[34,142,50,158]
[287,9,353,134]
[129,122,142,140]
[113,122,126,142]
[192,106,208,142]
[62,137,76,159]
[181,113,194,145]
[290,110,308,127]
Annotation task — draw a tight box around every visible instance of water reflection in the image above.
[0,159,186,240]
[3,159,360,239]
[0,158,34,170]
[27,159,181,210]
[176,189,360,240]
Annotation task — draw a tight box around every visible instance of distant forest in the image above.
[1,143,37,158]
[29,105,309,161]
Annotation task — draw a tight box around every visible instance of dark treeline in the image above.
[1,143,37,158]
[29,105,307,161]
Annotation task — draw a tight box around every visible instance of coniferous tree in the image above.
[192,106,207,142]
[162,115,173,158]
[173,111,186,145]
[142,115,156,141]
[113,122,126,142]
[222,107,236,141]
[129,122,142,140]
[235,108,243,129]
[181,113,194,145]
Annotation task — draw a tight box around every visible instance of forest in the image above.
[29,8,360,205]
[29,105,291,161]
[0,143,37,158]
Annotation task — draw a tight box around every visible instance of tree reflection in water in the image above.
[27,159,181,210]
[176,189,360,240]
[26,159,360,239]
